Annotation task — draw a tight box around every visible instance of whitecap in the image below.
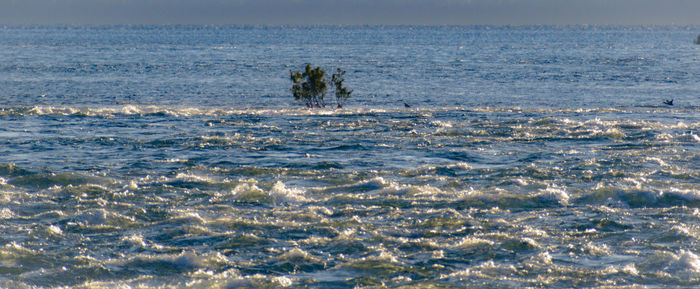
[442,260,519,280]
[522,226,548,237]
[582,242,611,256]
[454,236,495,248]
[218,179,307,204]
[638,250,700,279]
[71,208,136,227]
[278,248,321,263]
[666,187,700,202]
[603,263,640,276]
[269,181,308,203]
[120,234,147,248]
[228,181,271,203]
[46,225,63,236]
[693,133,700,143]
[0,208,14,219]
[536,186,570,206]
[676,250,700,273]
[173,172,217,184]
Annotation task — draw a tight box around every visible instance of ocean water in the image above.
[0,25,699,288]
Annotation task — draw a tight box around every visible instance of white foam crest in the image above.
[18,105,692,118]
[666,187,700,202]
[16,104,357,117]
[641,250,700,279]
[220,179,307,204]
[530,251,553,266]
[676,250,700,272]
[536,185,570,206]
[173,172,218,184]
[196,134,283,149]
[2,242,35,254]
[586,127,627,139]
[95,105,207,117]
[46,224,63,236]
[401,162,473,177]
[548,118,700,141]
[232,181,264,201]
[582,242,611,256]
[209,273,293,288]
[646,157,670,167]
[27,105,82,115]
[671,224,694,238]
[603,263,639,276]
[171,210,207,225]
[430,120,456,128]
[676,131,700,143]
[270,181,308,203]
[453,236,495,248]
[441,260,519,280]
[71,208,136,227]
[692,133,700,143]
[120,234,147,248]
[372,179,453,199]
[117,251,230,271]
[0,208,14,219]
[521,225,549,237]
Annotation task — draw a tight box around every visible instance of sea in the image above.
[0,25,699,288]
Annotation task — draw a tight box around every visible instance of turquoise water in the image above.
[0,26,699,288]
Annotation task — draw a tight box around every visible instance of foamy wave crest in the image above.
[68,208,138,228]
[213,179,308,204]
[455,188,570,209]
[179,272,294,288]
[5,104,697,118]
[115,251,231,275]
[0,208,14,219]
[637,250,700,281]
[9,104,390,117]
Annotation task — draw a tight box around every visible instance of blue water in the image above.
[0,25,699,288]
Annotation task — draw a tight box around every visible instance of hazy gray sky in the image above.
[1,0,698,25]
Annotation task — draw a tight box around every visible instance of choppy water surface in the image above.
[0,26,699,288]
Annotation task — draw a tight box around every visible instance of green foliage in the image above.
[290,64,352,108]
[331,68,352,108]
[290,64,327,108]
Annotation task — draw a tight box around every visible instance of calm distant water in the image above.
[0,25,699,288]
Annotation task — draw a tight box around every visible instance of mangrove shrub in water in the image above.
[331,68,352,108]
[290,64,352,108]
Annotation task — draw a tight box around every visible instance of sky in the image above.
[0,0,699,26]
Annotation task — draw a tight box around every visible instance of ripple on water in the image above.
[0,102,698,287]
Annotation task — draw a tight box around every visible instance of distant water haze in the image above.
[0,0,699,25]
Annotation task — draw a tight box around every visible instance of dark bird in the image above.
[404,102,411,108]
[664,99,674,106]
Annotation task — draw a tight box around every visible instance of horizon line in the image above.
[2,23,700,28]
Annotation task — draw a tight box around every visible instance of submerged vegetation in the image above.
[290,64,352,108]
